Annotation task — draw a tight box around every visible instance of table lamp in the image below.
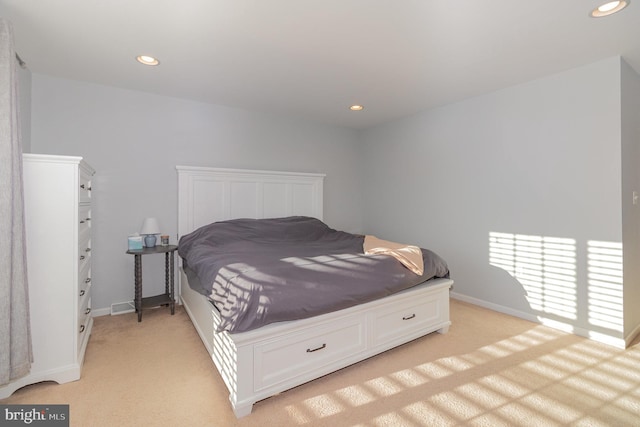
[140,217,161,248]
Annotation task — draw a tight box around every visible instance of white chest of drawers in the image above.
[0,154,95,398]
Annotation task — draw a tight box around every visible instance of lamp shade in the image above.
[140,217,161,235]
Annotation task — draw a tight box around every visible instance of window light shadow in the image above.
[587,240,623,332]
[489,232,577,320]
[489,232,624,337]
[264,322,640,426]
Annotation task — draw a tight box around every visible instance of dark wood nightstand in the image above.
[126,245,178,322]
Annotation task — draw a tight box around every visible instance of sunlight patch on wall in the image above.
[587,240,623,331]
[489,232,577,320]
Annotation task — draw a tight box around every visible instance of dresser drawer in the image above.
[371,292,445,347]
[78,296,91,351]
[79,173,92,203]
[78,232,91,268]
[79,262,91,299]
[78,205,91,236]
[253,314,366,391]
[78,295,91,335]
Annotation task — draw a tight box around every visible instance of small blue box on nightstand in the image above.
[128,235,143,250]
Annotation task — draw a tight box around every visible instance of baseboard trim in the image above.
[450,292,627,349]
[91,307,110,317]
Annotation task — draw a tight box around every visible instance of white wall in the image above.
[361,57,628,344]
[30,74,364,312]
[621,58,640,342]
[28,56,639,345]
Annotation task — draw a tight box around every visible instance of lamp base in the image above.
[144,235,157,248]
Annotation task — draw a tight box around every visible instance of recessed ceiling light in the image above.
[136,55,160,66]
[590,1,630,17]
[349,105,364,111]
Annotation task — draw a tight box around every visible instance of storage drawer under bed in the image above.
[253,313,366,391]
[371,289,447,348]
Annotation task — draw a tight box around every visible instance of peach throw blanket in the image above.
[363,235,424,276]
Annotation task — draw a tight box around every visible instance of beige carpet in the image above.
[2,300,640,426]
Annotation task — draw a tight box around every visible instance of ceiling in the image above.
[1,0,639,130]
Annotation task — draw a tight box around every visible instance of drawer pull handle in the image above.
[85,278,91,283]
[85,248,91,252]
[79,325,85,333]
[80,290,85,296]
[80,255,85,260]
[306,343,326,353]
[403,314,416,320]
[80,220,85,224]
[85,308,92,315]
[86,217,91,221]
[80,184,92,190]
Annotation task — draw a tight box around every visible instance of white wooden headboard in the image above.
[176,166,325,239]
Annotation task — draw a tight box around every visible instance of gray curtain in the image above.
[0,17,32,386]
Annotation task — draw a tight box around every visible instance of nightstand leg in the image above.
[164,252,169,296]
[170,250,175,315]
[134,254,142,322]
[165,251,175,315]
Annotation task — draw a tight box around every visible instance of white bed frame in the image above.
[177,166,453,418]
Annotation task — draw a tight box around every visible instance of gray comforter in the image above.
[178,216,449,333]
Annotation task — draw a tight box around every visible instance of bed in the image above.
[176,165,453,418]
